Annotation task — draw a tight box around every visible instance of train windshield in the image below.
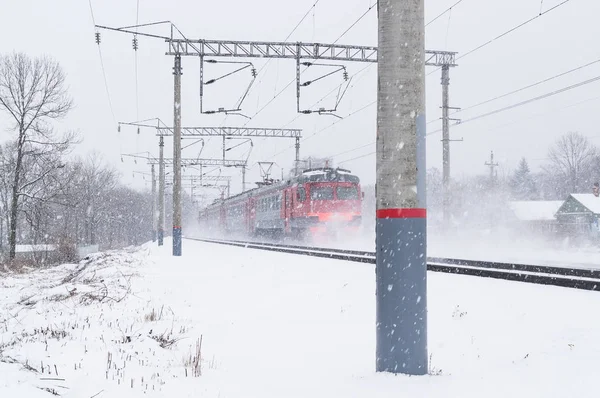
[336,186,359,200]
[311,186,334,200]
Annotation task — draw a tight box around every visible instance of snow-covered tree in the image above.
[0,52,75,260]
[509,158,538,200]
[543,131,597,197]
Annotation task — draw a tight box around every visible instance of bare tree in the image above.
[0,52,74,260]
[79,153,118,245]
[544,132,598,197]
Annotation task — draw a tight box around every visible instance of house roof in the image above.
[508,200,563,221]
[15,244,57,253]
[570,194,600,214]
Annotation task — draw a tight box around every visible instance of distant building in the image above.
[12,244,99,265]
[555,194,600,240]
[507,200,562,234]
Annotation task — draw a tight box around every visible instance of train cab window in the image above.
[337,186,359,200]
[310,186,334,200]
[297,187,306,202]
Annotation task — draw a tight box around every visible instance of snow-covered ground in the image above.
[2,238,600,397]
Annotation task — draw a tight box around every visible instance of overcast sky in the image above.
[1,0,598,200]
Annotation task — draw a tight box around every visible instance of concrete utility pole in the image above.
[151,164,157,242]
[485,150,499,184]
[173,54,183,256]
[376,0,427,375]
[158,135,165,246]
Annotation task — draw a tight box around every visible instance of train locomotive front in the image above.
[290,168,362,241]
[198,167,363,242]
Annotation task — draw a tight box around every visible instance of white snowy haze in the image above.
[2,0,600,193]
[1,1,600,257]
[4,1,600,396]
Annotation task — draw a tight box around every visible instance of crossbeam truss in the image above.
[147,157,247,168]
[165,39,457,67]
[156,126,301,138]
[180,175,231,181]
[96,23,456,117]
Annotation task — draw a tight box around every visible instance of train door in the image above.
[245,201,250,236]
[249,198,256,236]
[284,190,292,234]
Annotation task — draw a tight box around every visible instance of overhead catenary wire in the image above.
[333,1,377,44]
[134,0,140,122]
[88,0,117,127]
[244,62,375,172]
[337,150,375,165]
[425,0,465,27]
[217,0,322,128]
[240,1,378,128]
[134,0,141,151]
[260,98,376,166]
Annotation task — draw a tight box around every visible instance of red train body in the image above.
[198,167,362,241]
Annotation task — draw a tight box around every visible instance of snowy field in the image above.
[2,238,600,397]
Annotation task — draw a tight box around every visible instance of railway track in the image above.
[185,237,600,292]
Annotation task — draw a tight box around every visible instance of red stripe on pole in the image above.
[376,208,427,219]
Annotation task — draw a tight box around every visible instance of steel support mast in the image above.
[158,135,165,246]
[151,164,157,242]
[441,65,450,225]
[173,54,183,256]
[485,151,499,183]
[376,0,427,375]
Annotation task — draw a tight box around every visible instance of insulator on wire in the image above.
[343,69,349,81]
[251,68,257,78]
[117,124,121,132]
[121,156,124,162]
[137,127,140,135]
[132,36,139,51]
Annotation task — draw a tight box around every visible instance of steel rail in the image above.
[185,237,600,291]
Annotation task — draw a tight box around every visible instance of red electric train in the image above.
[198,167,363,241]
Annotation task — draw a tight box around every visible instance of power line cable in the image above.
[427,0,573,77]
[458,0,572,62]
[427,56,600,125]
[461,93,600,137]
[427,72,600,136]
[336,66,600,162]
